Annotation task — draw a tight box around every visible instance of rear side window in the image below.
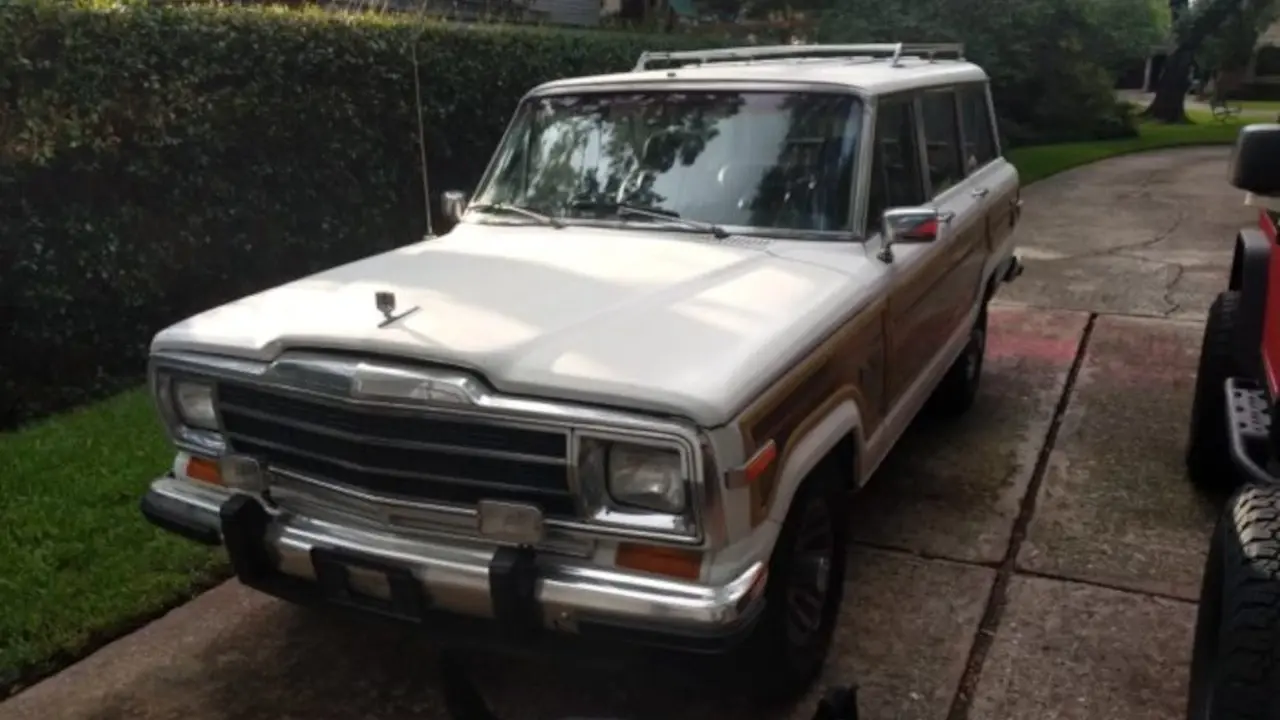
[959,85,997,172]
[919,89,963,196]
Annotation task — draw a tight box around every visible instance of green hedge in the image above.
[0,1,1137,429]
[0,2,732,429]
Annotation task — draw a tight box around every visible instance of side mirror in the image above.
[1230,124,1280,196]
[441,190,469,225]
[876,206,951,263]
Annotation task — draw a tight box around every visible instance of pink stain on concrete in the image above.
[986,307,1090,364]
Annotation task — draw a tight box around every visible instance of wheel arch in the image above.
[764,398,862,528]
[1228,229,1270,378]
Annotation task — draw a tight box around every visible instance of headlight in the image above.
[608,444,686,513]
[172,378,217,430]
[581,437,687,514]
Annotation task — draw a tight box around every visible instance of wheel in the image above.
[742,464,848,703]
[1186,484,1280,720]
[1213,103,1229,121]
[1187,291,1245,493]
[931,308,988,417]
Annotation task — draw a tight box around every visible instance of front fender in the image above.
[765,396,862,527]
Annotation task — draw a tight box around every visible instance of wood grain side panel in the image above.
[987,186,1019,250]
[952,220,990,310]
[884,231,967,403]
[737,301,887,525]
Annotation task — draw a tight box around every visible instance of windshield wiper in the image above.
[467,203,565,229]
[566,199,730,240]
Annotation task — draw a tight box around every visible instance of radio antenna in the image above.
[339,0,435,240]
[410,37,434,239]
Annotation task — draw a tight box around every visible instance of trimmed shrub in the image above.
[0,2,730,429]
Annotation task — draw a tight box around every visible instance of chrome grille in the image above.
[215,383,576,515]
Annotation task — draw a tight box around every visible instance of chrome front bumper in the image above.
[142,476,767,652]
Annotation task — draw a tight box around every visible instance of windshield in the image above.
[470,89,864,234]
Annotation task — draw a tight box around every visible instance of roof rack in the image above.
[633,43,965,72]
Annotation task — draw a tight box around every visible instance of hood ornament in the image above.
[374,291,419,328]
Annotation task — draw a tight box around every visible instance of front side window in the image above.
[866,98,925,232]
[472,89,864,234]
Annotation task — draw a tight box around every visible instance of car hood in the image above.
[151,223,875,426]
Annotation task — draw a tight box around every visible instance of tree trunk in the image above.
[1144,0,1249,122]
[618,0,645,21]
[1145,47,1195,122]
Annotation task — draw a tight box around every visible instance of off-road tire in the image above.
[1186,291,1245,493]
[1186,484,1280,720]
[742,463,849,703]
[932,308,988,417]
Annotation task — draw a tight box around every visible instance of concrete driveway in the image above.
[0,147,1255,720]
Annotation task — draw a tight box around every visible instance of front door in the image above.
[868,96,935,407]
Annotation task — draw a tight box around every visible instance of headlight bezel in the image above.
[573,429,698,537]
[149,365,225,455]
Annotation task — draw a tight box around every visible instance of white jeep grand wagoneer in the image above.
[141,42,1022,698]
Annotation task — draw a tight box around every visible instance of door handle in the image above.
[971,187,990,198]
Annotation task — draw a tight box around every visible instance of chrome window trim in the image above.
[148,350,717,547]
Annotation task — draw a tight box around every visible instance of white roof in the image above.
[532,56,989,97]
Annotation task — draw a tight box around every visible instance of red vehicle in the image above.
[1184,123,1280,720]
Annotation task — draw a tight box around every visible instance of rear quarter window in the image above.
[958,85,997,172]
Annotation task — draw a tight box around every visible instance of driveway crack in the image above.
[944,314,1097,720]
[1028,208,1186,263]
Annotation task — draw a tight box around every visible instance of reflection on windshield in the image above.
[471,90,863,233]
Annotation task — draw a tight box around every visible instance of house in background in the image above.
[600,0,699,28]
[526,0,600,25]
[1120,18,1280,99]
[1241,19,1280,95]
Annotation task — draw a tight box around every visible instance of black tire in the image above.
[1186,484,1280,720]
[742,464,849,703]
[1187,291,1245,493]
[932,308,988,417]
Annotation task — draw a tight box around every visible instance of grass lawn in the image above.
[0,389,224,694]
[1239,99,1280,112]
[0,107,1258,696]
[1008,109,1248,184]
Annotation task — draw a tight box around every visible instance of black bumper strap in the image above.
[488,546,541,636]
[219,494,274,583]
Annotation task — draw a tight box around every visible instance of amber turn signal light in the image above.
[184,456,223,486]
[616,542,702,580]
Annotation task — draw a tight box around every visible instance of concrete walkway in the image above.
[0,147,1257,720]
